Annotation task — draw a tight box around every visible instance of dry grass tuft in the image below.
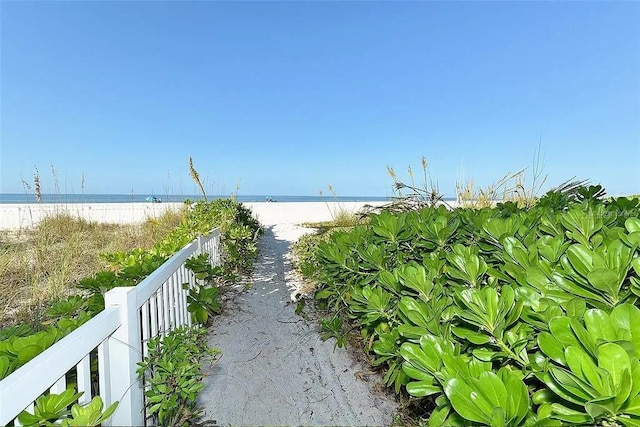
[316,184,367,229]
[302,210,366,232]
[456,142,547,208]
[0,209,184,328]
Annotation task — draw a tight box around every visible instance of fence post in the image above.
[197,235,204,255]
[214,231,221,265]
[104,287,144,426]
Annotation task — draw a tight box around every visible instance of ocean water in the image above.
[0,193,392,204]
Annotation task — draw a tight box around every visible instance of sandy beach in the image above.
[0,202,185,230]
[0,201,385,230]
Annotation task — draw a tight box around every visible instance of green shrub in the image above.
[303,188,640,426]
[137,326,220,426]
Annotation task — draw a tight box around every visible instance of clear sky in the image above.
[1,1,639,197]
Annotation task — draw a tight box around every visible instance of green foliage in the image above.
[183,253,234,324]
[62,396,119,427]
[535,304,640,425]
[0,198,260,402]
[301,186,640,426]
[137,326,220,426]
[185,253,235,284]
[292,231,333,287]
[444,368,530,426]
[321,316,347,349]
[185,283,221,325]
[16,389,117,427]
[0,327,60,379]
[169,199,261,273]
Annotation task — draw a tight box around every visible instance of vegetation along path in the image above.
[198,223,397,426]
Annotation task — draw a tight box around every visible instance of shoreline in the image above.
[0,194,395,204]
[0,201,388,230]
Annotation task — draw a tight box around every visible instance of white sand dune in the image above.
[0,202,185,230]
[0,201,385,230]
[244,201,384,226]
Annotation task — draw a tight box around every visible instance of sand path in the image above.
[198,224,397,426]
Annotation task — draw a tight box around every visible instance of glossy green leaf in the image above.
[610,304,640,357]
[548,366,596,402]
[472,348,500,362]
[566,244,594,278]
[501,369,530,424]
[549,317,582,348]
[587,268,621,299]
[564,346,605,395]
[402,361,434,383]
[598,343,632,402]
[398,264,435,299]
[549,403,593,424]
[625,394,640,417]
[620,417,640,427]
[632,257,640,276]
[626,231,640,245]
[400,342,440,375]
[569,318,596,357]
[503,236,532,268]
[625,218,640,234]
[553,272,605,303]
[444,378,491,424]
[406,380,441,397]
[584,309,617,341]
[16,345,42,366]
[451,326,491,345]
[398,297,431,328]
[472,372,507,409]
[532,388,556,405]
[490,407,506,427]
[565,298,587,319]
[538,332,566,364]
[428,403,452,427]
[585,396,616,419]
[396,324,430,340]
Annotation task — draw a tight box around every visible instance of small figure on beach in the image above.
[265,196,276,202]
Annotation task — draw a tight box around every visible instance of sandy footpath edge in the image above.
[0,201,386,230]
[198,223,397,426]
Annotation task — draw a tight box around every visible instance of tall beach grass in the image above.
[0,209,184,328]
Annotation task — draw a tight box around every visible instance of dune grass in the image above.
[0,209,184,328]
[302,209,366,232]
[307,184,369,231]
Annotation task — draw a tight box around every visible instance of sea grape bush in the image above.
[304,192,640,426]
[16,390,118,427]
[136,326,220,426]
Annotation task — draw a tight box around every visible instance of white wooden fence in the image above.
[0,229,221,426]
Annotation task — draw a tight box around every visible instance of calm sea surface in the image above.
[0,193,394,204]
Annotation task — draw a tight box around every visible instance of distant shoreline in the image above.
[0,193,404,204]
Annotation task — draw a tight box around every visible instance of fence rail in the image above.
[0,228,221,426]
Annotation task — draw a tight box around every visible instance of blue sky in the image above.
[1,1,639,197]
